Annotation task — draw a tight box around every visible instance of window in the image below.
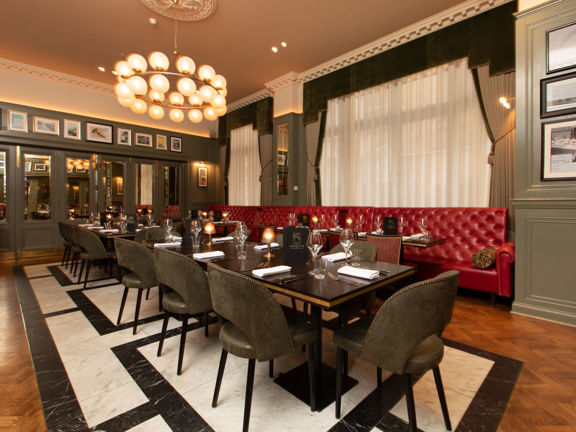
[136,163,154,206]
[320,58,491,207]
[229,125,261,205]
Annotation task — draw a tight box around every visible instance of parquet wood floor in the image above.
[1,255,575,431]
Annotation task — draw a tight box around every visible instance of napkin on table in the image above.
[87,226,103,230]
[99,229,119,234]
[402,233,425,241]
[253,242,280,250]
[322,252,347,262]
[78,223,92,228]
[212,236,234,243]
[154,241,182,248]
[193,251,225,259]
[337,265,380,280]
[252,265,292,277]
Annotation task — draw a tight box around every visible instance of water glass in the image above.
[350,248,361,267]
[236,241,247,259]
[313,257,326,279]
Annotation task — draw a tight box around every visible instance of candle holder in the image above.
[346,217,353,229]
[261,227,276,258]
[204,222,215,246]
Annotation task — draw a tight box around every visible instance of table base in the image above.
[274,363,357,412]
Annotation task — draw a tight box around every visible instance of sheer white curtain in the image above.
[320,58,491,207]
[229,124,261,205]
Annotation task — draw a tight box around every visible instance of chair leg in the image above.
[77,259,85,284]
[158,287,163,312]
[269,360,274,378]
[291,298,297,315]
[433,366,452,431]
[204,311,209,337]
[83,261,92,289]
[116,286,129,325]
[61,246,69,266]
[402,373,417,432]
[212,349,228,407]
[243,359,256,432]
[73,254,80,276]
[157,313,169,356]
[177,316,189,375]
[307,342,316,412]
[377,367,382,388]
[335,346,344,418]
[145,287,150,300]
[132,289,143,335]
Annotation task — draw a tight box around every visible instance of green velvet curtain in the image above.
[303,1,516,124]
[218,97,274,138]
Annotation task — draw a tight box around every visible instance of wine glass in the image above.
[191,219,203,248]
[374,215,382,234]
[398,216,406,235]
[358,214,365,232]
[320,214,326,230]
[340,228,355,263]
[307,230,323,260]
[234,221,248,243]
[417,217,430,240]
[164,218,173,241]
[333,214,340,230]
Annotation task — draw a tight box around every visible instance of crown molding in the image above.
[265,71,303,92]
[0,58,113,94]
[227,89,273,111]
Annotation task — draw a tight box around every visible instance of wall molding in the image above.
[227,88,273,111]
[0,58,113,94]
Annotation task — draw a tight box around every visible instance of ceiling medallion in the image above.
[139,0,217,22]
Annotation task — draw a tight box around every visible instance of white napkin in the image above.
[337,265,380,280]
[252,265,292,277]
[154,241,182,248]
[322,252,347,262]
[193,251,225,259]
[212,236,234,243]
[403,233,425,241]
[357,232,367,238]
[254,242,280,250]
[78,223,92,228]
[99,229,119,234]
[316,229,329,233]
[87,226,103,230]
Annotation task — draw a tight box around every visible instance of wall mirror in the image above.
[276,123,289,195]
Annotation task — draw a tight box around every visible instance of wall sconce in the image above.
[261,227,276,258]
[499,96,515,109]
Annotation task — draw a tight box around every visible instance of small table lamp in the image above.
[261,227,276,258]
[312,216,318,229]
[204,222,215,246]
[222,211,229,222]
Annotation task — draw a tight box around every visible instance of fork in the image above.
[327,271,362,286]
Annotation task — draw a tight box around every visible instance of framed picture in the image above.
[0,161,4,169]
[135,132,153,147]
[198,166,208,187]
[117,128,132,146]
[277,153,286,166]
[156,134,168,150]
[8,110,27,132]
[541,72,576,118]
[63,119,81,140]
[25,162,31,172]
[170,136,182,152]
[33,116,59,135]
[542,119,576,180]
[86,122,113,143]
[34,163,47,171]
[547,22,576,74]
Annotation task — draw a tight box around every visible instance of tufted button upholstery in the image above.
[210,205,515,297]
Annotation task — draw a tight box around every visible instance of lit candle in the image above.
[204,222,215,246]
[261,227,276,258]
[222,211,228,222]
[346,217,353,228]
[312,216,318,228]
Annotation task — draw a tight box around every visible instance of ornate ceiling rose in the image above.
[139,0,217,22]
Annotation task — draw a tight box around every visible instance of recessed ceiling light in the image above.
[98,66,106,72]
[149,17,157,25]
[281,42,287,48]
[271,46,278,53]
[111,71,118,76]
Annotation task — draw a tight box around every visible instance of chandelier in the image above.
[113,5,226,123]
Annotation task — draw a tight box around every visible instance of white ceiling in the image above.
[1,0,475,106]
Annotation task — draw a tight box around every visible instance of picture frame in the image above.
[33,116,59,135]
[542,119,576,180]
[198,166,208,188]
[86,122,113,143]
[135,132,153,147]
[8,110,28,132]
[156,134,168,150]
[117,128,132,146]
[170,136,182,152]
[277,153,286,166]
[541,73,576,118]
[547,22,576,74]
[63,119,81,140]
[25,162,31,172]
[34,163,47,171]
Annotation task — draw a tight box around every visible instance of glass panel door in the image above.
[163,165,180,206]
[100,159,125,212]
[0,152,6,223]
[66,157,91,219]
[24,153,52,221]
[136,162,154,206]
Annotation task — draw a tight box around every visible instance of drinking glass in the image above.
[164,218,173,241]
[417,217,430,240]
[333,214,340,230]
[191,220,203,249]
[236,241,247,259]
[358,214,365,232]
[307,230,323,262]
[398,216,406,235]
[320,214,326,229]
[374,215,382,234]
[340,228,355,263]
[313,256,327,279]
[350,248,362,267]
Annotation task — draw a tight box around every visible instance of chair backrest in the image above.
[366,234,402,264]
[75,228,109,260]
[361,270,460,374]
[330,240,377,261]
[115,238,157,287]
[207,263,295,361]
[154,248,212,315]
[134,226,166,243]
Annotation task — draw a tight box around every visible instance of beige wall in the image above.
[518,0,549,11]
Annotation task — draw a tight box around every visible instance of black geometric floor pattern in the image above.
[15,263,522,432]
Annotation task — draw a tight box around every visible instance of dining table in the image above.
[146,236,417,411]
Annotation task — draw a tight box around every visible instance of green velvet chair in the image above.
[330,240,377,261]
[333,270,460,432]
[154,247,213,375]
[134,226,167,243]
[207,263,319,432]
[114,238,158,334]
[75,228,116,289]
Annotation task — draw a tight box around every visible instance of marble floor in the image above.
[15,262,522,432]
